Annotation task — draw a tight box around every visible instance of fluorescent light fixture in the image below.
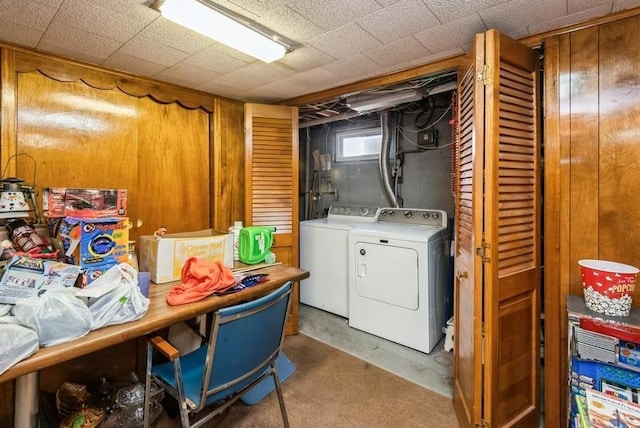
[152,0,294,63]
[346,89,424,113]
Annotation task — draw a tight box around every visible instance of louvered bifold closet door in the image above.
[245,103,300,334]
[453,33,485,428]
[482,29,540,427]
[454,29,540,428]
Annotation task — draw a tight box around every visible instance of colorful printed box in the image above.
[58,217,129,267]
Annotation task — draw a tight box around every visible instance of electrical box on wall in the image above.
[417,129,438,148]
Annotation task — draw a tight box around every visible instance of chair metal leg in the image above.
[173,359,191,428]
[272,364,290,428]
[143,342,153,428]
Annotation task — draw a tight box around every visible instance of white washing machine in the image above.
[299,204,381,317]
[348,208,449,354]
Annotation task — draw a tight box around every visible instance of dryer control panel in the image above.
[377,208,447,228]
[327,204,380,220]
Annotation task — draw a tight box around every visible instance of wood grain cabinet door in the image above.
[244,103,299,334]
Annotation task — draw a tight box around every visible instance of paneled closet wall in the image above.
[544,14,640,427]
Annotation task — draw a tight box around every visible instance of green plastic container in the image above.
[239,226,276,265]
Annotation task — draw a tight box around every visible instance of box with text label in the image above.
[139,229,233,284]
[58,217,129,267]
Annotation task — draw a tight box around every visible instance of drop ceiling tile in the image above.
[37,40,108,66]
[157,62,219,87]
[279,46,336,72]
[185,47,249,74]
[480,0,567,40]
[322,54,381,79]
[202,42,258,63]
[39,21,121,61]
[614,0,640,12]
[102,51,167,78]
[213,67,273,90]
[236,61,298,82]
[0,0,58,31]
[425,0,513,23]
[529,5,612,34]
[375,0,404,6]
[241,79,311,102]
[414,14,487,53]
[289,67,343,88]
[136,17,215,54]
[0,20,43,48]
[31,0,63,6]
[568,0,613,14]
[53,0,150,43]
[249,4,326,42]
[358,0,440,44]
[286,0,382,30]
[309,23,381,59]
[366,61,413,77]
[195,80,242,99]
[409,48,464,67]
[84,0,157,22]
[365,36,431,67]
[118,35,191,67]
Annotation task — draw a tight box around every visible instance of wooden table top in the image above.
[0,264,309,384]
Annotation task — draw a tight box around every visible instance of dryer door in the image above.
[353,241,419,310]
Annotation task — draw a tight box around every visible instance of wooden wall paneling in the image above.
[1,48,18,173]
[135,97,210,239]
[542,33,562,428]
[212,98,245,232]
[12,49,214,113]
[16,72,139,212]
[598,17,640,271]
[569,27,600,297]
[545,15,640,426]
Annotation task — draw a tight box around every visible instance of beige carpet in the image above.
[157,333,459,427]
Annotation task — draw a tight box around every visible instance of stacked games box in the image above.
[570,316,640,427]
[57,217,129,285]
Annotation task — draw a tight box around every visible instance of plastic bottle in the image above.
[228,221,243,261]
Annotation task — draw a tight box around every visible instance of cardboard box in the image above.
[139,229,233,284]
[58,217,129,267]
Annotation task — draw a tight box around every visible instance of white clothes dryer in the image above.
[299,204,380,317]
[348,208,449,354]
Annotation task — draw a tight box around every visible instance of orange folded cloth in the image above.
[166,257,236,306]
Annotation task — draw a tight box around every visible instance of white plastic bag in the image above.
[0,317,39,375]
[84,263,150,330]
[12,288,92,347]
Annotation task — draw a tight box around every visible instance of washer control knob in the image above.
[359,249,366,256]
[389,211,395,216]
[404,211,412,218]
[423,212,430,219]
[344,207,351,214]
[360,208,369,216]
[432,212,439,219]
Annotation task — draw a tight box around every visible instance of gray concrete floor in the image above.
[298,304,454,398]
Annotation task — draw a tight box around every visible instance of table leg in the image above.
[14,372,39,428]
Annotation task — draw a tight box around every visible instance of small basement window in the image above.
[335,127,382,162]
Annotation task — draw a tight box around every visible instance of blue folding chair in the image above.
[143,281,293,428]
